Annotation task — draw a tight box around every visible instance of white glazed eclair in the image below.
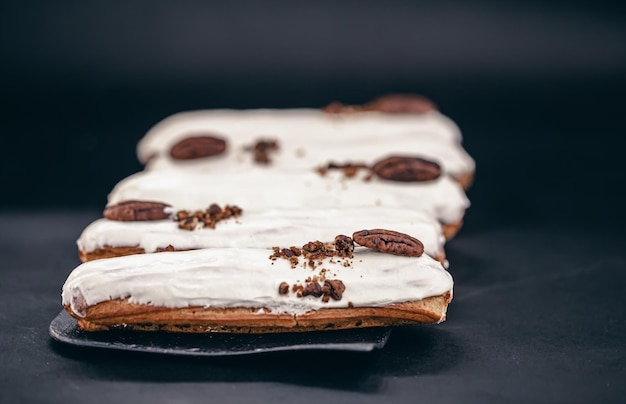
[63,242,454,333]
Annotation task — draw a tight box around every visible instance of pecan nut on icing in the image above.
[352,229,424,257]
[169,135,227,160]
[322,93,436,114]
[371,156,441,182]
[363,93,437,114]
[103,201,171,221]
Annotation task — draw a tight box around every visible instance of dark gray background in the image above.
[1,1,625,403]
[1,0,625,213]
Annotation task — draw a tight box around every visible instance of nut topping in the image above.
[174,204,242,231]
[322,279,346,301]
[302,241,327,260]
[281,279,346,302]
[352,229,424,257]
[270,236,354,269]
[270,246,301,268]
[363,94,437,114]
[278,282,290,295]
[244,138,279,164]
[302,282,323,297]
[334,235,354,258]
[316,162,369,178]
[103,201,171,221]
[169,135,227,160]
[322,93,436,114]
[371,156,441,182]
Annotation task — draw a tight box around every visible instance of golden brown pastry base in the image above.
[442,221,463,240]
[79,246,146,262]
[454,171,475,191]
[64,292,452,334]
[79,245,448,263]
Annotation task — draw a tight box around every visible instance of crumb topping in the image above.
[174,204,242,231]
[270,246,302,268]
[244,138,279,164]
[316,162,370,178]
[271,235,352,302]
[279,278,346,302]
[270,235,354,269]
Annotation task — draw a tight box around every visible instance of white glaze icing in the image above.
[106,167,470,225]
[77,207,446,260]
[65,106,470,320]
[136,108,474,179]
[62,247,453,317]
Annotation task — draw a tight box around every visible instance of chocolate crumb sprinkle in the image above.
[278,282,289,295]
[244,138,279,164]
[271,236,354,269]
[174,204,242,231]
[316,162,369,179]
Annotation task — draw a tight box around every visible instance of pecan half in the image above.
[371,156,441,182]
[352,229,424,257]
[103,201,171,221]
[169,135,227,160]
[322,94,436,114]
[364,93,437,113]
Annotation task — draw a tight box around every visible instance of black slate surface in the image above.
[1,1,625,403]
[49,310,392,355]
[1,200,625,402]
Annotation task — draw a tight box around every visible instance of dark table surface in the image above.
[2,2,626,403]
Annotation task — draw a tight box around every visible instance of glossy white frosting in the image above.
[65,106,470,319]
[106,167,469,225]
[62,247,453,317]
[77,207,446,260]
[136,108,474,179]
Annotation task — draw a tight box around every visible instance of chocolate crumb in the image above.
[244,138,279,164]
[316,162,369,179]
[334,235,354,258]
[175,204,242,231]
[178,216,199,230]
[207,203,221,215]
[270,246,301,268]
[302,240,327,264]
[302,282,323,297]
[272,236,354,268]
[323,279,346,301]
